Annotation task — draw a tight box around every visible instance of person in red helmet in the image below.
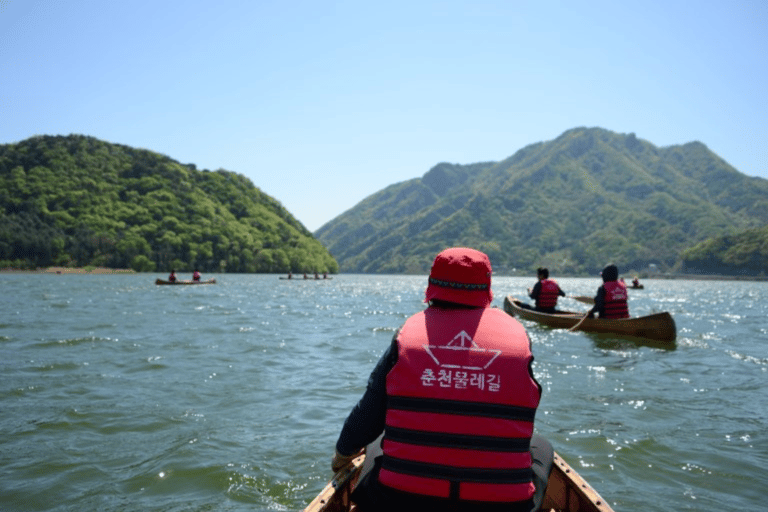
[332,247,552,512]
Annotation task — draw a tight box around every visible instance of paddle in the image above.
[331,447,366,473]
[305,453,365,512]
[568,311,590,332]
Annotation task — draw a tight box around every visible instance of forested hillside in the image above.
[316,127,768,275]
[0,135,338,273]
[680,225,768,276]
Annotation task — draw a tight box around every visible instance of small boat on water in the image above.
[630,284,645,289]
[304,451,614,512]
[155,278,217,285]
[279,276,333,280]
[504,296,676,343]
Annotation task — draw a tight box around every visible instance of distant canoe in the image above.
[303,451,614,512]
[279,276,333,280]
[155,278,216,285]
[630,284,645,289]
[504,295,676,343]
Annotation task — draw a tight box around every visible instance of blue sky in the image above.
[2,0,767,231]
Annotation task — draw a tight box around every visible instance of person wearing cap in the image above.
[527,267,566,313]
[331,247,552,512]
[587,264,630,319]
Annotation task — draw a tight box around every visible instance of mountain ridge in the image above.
[315,127,768,275]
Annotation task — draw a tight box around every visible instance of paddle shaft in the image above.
[568,311,590,332]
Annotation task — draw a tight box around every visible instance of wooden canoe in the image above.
[279,276,333,280]
[304,451,614,512]
[504,296,676,343]
[155,278,216,285]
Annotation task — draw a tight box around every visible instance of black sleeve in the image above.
[335,334,399,456]
[589,286,606,316]
[557,285,566,297]
[529,282,541,299]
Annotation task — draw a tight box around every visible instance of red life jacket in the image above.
[536,279,560,309]
[603,281,629,319]
[381,307,540,504]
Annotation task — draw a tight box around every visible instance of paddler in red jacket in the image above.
[587,264,630,319]
[332,247,553,512]
[528,267,566,313]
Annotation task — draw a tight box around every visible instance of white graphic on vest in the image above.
[423,330,501,370]
[420,330,502,392]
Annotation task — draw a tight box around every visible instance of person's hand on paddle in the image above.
[331,449,362,472]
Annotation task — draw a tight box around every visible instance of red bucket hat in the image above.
[425,247,493,308]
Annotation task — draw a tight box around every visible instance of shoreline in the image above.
[1,268,765,281]
[0,266,136,275]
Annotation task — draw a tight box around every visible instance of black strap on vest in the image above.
[385,426,530,453]
[381,456,533,484]
[388,395,536,422]
[449,480,460,500]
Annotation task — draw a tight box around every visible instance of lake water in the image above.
[1,274,765,511]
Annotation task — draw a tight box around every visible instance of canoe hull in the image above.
[155,278,216,285]
[279,277,333,280]
[504,296,676,343]
[304,451,614,512]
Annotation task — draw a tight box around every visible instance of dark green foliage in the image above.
[0,135,338,273]
[679,225,768,276]
[316,127,768,275]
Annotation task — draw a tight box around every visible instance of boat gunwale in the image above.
[503,295,676,342]
[154,278,217,285]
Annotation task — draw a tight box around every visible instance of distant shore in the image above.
[1,267,765,281]
[0,266,136,274]
[641,273,767,281]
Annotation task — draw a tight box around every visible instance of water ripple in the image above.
[0,274,766,511]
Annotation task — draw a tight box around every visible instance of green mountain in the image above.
[0,135,338,273]
[679,225,768,276]
[315,127,768,275]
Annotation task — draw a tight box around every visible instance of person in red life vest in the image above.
[527,267,565,313]
[587,264,630,319]
[331,247,553,512]
[168,269,177,283]
[192,269,201,282]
